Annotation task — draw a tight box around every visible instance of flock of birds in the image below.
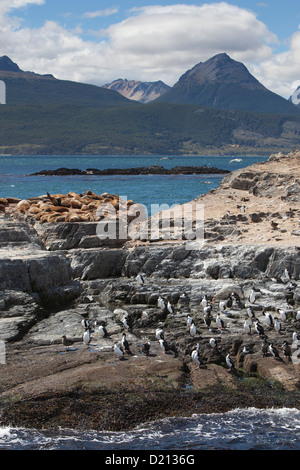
[62,313,134,361]
[61,269,300,375]
[62,306,178,362]
[188,278,300,372]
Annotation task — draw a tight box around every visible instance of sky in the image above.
[1,1,300,98]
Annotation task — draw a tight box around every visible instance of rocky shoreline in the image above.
[0,150,299,431]
[29,164,230,177]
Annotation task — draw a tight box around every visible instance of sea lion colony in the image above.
[0,190,135,224]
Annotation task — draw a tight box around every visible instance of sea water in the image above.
[0,408,299,450]
[0,155,267,214]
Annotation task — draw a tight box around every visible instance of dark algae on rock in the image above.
[2,381,299,432]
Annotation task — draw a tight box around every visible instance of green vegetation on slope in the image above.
[157,82,300,115]
[0,60,299,156]
[0,101,300,155]
[1,75,140,108]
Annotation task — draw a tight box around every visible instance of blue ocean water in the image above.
[0,408,299,450]
[0,154,267,213]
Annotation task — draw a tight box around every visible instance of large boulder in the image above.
[0,251,72,292]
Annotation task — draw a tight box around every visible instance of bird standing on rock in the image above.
[122,333,133,355]
[168,340,178,357]
[226,353,234,372]
[204,311,212,329]
[136,274,145,285]
[285,288,295,306]
[122,314,130,331]
[247,307,255,320]
[62,335,74,351]
[201,295,208,309]
[203,305,212,315]
[114,343,124,360]
[226,295,233,309]
[81,317,89,329]
[155,327,164,341]
[274,318,281,334]
[264,312,274,328]
[262,339,269,357]
[242,346,250,355]
[249,289,256,304]
[191,343,200,368]
[255,321,265,337]
[231,292,243,309]
[142,341,151,356]
[167,301,174,314]
[83,329,90,346]
[278,309,287,322]
[282,341,292,362]
[216,313,225,330]
[159,338,169,354]
[189,321,197,337]
[268,343,280,360]
[99,325,108,338]
[244,319,251,335]
[157,296,165,310]
[292,331,299,345]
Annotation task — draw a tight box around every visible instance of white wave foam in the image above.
[0,426,12,439]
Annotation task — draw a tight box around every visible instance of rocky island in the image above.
[29,164,230,177]
[0,150,299,431]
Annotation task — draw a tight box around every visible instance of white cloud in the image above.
[82,8,119,19]
[0,0,44,9]
[0,0,44,19]
[0,1,299,98]
[101,3,278,83]
[255,31,300,97]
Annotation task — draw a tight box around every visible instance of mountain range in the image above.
[0,55,137,108]
[0,53,300,156]
[103,78,170,103]
[157,53,298,114]
[104,53,299,116]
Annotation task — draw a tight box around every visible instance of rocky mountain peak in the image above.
[179,53,265,90]
[156,52,299,114]
[103,78,170,103]
[0,56,21,73]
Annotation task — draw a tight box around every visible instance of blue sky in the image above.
[2,1,300,97]
[19,1,300,46]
